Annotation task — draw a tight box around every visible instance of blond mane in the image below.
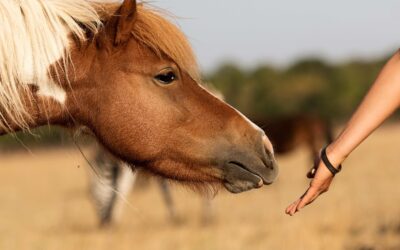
[0,0,199,131]
[0,0,101,131]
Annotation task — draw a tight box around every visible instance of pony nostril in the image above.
[267,160,276,170]
[262,135,274,155]
[260,135,277,171]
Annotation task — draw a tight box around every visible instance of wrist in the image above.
[325,144,346,168]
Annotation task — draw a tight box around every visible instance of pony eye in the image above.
[154,71,177,84]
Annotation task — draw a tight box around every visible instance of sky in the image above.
[153,0,400,72]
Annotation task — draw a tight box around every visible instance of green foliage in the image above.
[0,126,73,151]
[206,55,389,121]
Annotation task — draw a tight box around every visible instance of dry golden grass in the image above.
[1,125,400,250]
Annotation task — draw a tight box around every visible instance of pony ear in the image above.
[114,0,137,45]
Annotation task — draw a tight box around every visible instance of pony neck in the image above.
[0,87,69,136]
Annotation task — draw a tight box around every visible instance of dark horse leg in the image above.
[157,180,180,223]
[307,118,334,168]
[157,180,215,225]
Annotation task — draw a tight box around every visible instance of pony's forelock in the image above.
[97,2,201,81]
[132,4,201,82]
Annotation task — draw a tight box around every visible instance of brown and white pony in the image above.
[0,0,278,194]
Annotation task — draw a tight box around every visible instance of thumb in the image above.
[307,166,317,179]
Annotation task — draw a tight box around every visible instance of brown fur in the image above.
[0,0,277,193]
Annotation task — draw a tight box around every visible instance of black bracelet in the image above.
[321,146,342,176]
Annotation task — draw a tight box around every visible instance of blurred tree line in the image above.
[0,127,75,151]
[0,55,393,149]
[207,56,388,121]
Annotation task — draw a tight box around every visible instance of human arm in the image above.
[285,50,400,216]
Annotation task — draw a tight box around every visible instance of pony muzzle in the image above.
[221,149,278,193]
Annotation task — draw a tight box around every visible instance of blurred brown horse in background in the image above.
[255,114,333,165]
[0,0,278,198]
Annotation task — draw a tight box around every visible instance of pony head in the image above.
[0,0,278,193]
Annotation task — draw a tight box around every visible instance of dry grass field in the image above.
[1,125,400,250]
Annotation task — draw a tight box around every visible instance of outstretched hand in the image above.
[285,158,335,216]
[286,51,400,216]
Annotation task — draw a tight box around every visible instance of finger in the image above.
[285,199,299,214]
[291,189,312,215]
[286,187,311,215]
[289,199,302,216]
[286,198,302,215]
[287,200,299,215]
[297,186,320,210]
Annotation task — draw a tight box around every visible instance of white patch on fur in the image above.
[233,106,275,155]
[0,0,101,130]
[37,81,67,104]
[201,84,275,154]
[243,113,275,154]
